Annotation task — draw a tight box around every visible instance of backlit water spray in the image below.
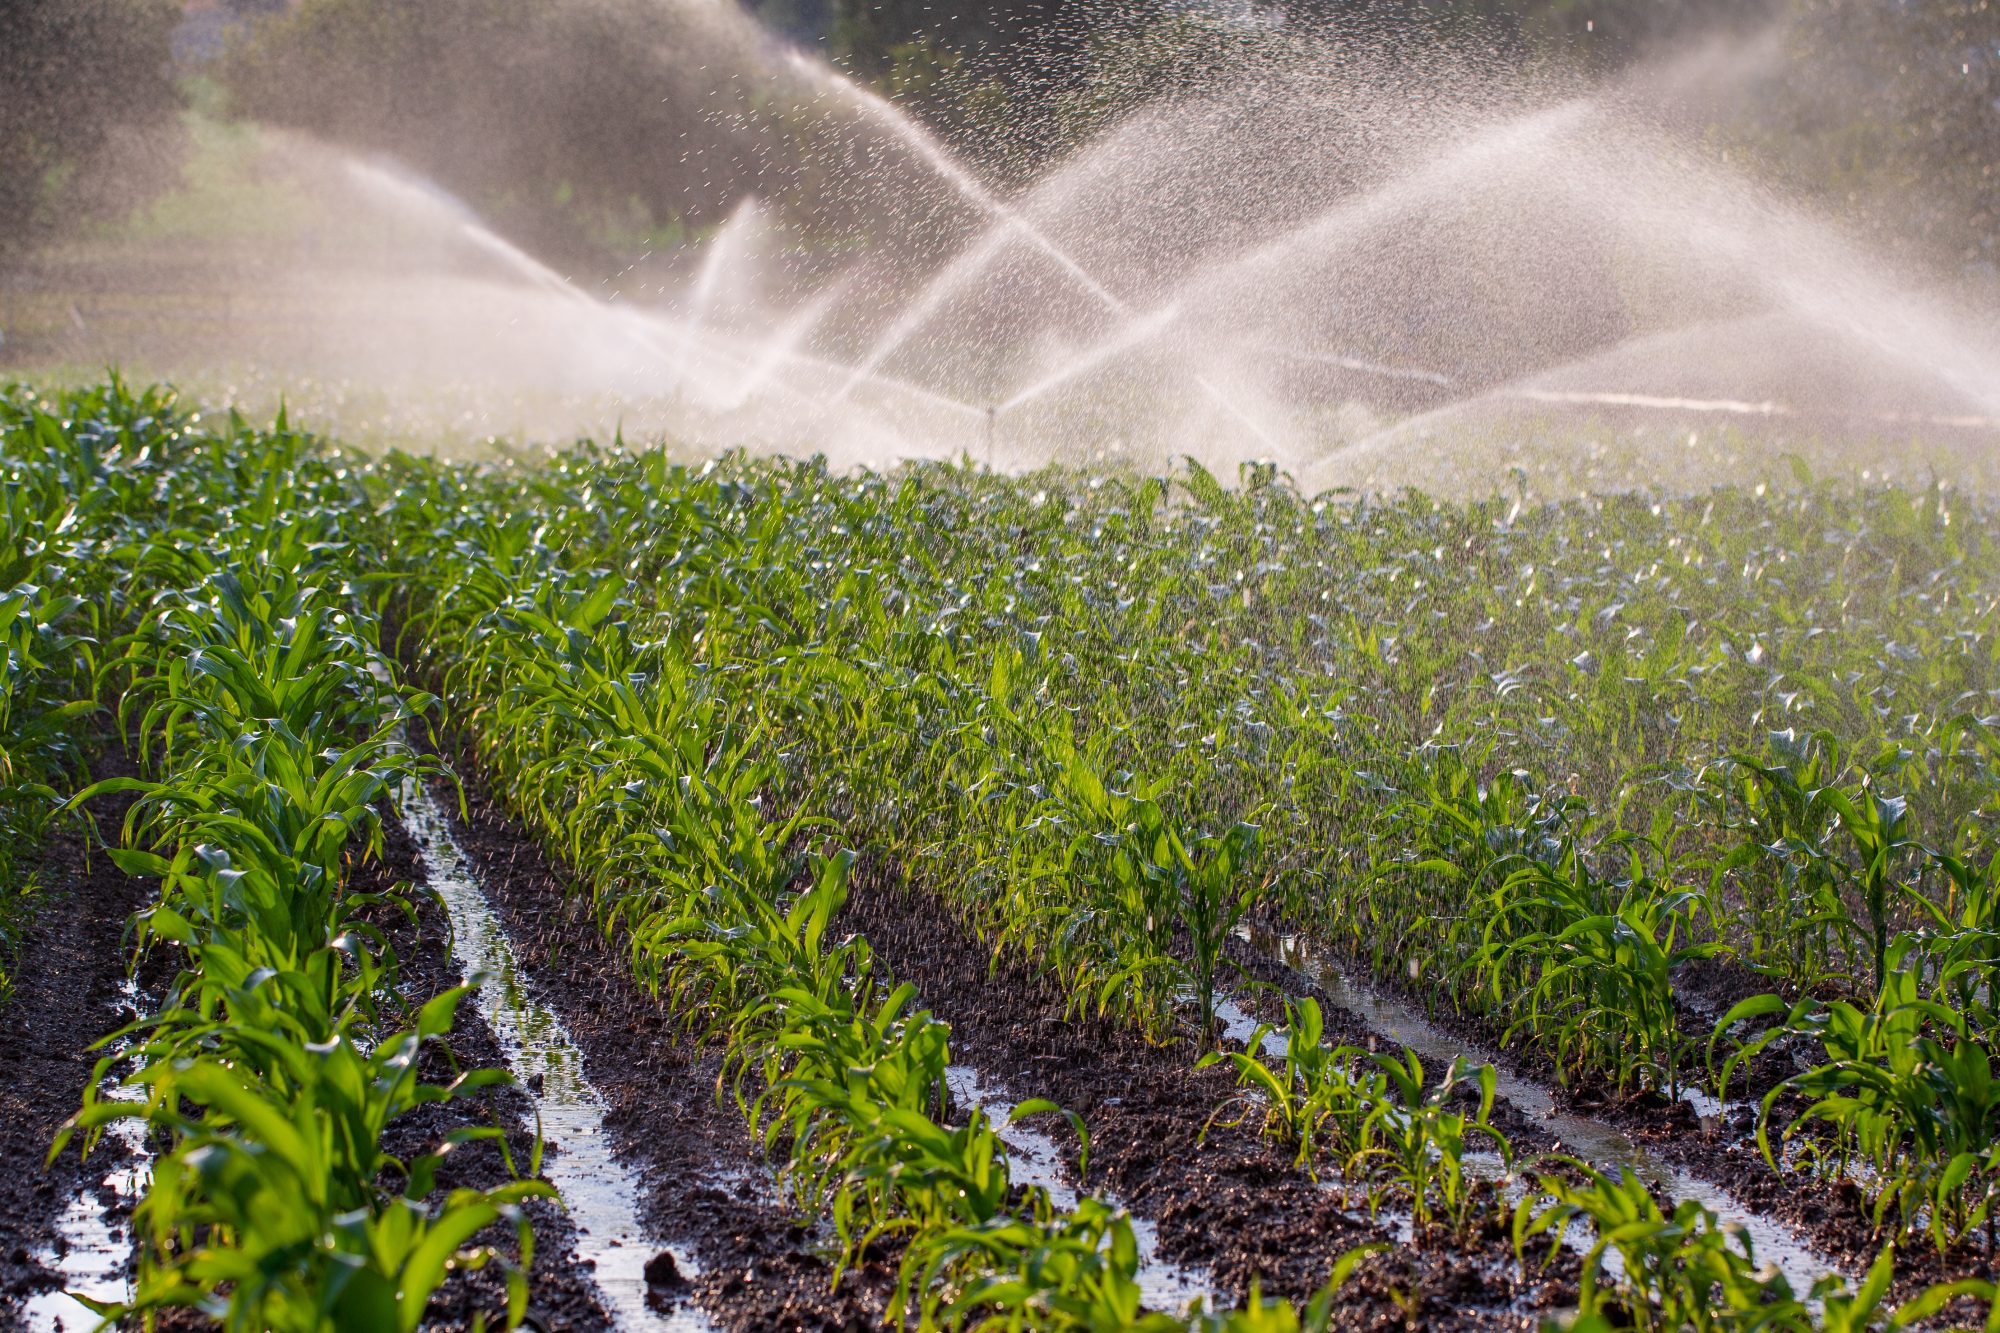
[10,8,1999,489]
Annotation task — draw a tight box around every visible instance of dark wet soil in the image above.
[1218,936,1560,1162]
[425,742,898,1332]
[0,741,616,1333]
[364,815,614,1333]
[0,751,152,1330]
[1251,915,2000,1306]
[1584,1081,2000,1297]
[839,865,1578,1331]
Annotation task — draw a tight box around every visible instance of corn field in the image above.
[7,380,2000,1332]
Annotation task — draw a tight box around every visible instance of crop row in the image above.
[384,447,1376,1328]
[360,437,2000,1325]
[2,387,547,1330]
[367,444,2000,1232]
[13,380,2000,1328]
[0,395,136,1001]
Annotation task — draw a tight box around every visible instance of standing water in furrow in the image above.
[943,1065,1218,1315]
[21,980,150,1333]
[398,776,715,1333]
[1230,925,1840,1297]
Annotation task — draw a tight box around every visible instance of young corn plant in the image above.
[1361,1050,1509,1238]
[60,983,549,1332]
[1199,998,1376,1183]
[1517,1163,2000,1333]
[1171,818,1265,1052]
[1515,1161,1818,1332]
[1716,941,2000,1252]
[1823,782,1919,999]
[1468,839,1722,1097]
[1704,729,1857,988]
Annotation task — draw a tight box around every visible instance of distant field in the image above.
[8,379,2000,1329]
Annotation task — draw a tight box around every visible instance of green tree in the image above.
[0,0,183,267]
[216,0,770,265]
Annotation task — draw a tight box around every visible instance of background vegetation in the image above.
[3,0,1991,281]
[0,0,183,268]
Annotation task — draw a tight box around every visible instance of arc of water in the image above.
[1263,344,1454,388]
[1515,387,1785,415]
[460,227,595,308]
[833,226,1016,405]
[344,161,600,313]
[998,302,1183,413]
[1198,375,1286,454]
[786,52,1124,315]
[1510,387,1999,429]
[1312,368,2000,490]
[727,270,854,407]
[1180,101,1595,323]
[1609,166,2000,418]
[974,99,1582,429]
[666,196,762,397]
[679,313,988,420]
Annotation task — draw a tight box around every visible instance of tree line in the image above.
[1,0,1993,277]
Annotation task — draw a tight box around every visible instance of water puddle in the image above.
[400,778,715,1333]
[20,980,149,1333]
[1213,994,1288,1060]
[1234,925,1840,1297]
[944,1064,1216,1315]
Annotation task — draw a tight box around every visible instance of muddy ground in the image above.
[368,816,614,1333]
[17,725,1973,1330]
[0,748,612,1333]
[433,739,1581,1330]
[1244,913,2000,1304]
[428,746,900,1332]
[0,751,153,1330]
[837,862,1579,1331]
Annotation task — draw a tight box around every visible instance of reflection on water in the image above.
[1234,924,1838,1297]
[401,779,715,1333]
[944,1063,1216,1315]
[21,980,149,1333]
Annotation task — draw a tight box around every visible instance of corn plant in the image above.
[59,983,549,1332]
[1361,1050,1508,1236]
[1713,936,2000,1253]
[1200,998,1376,1181]
[24,393,543,1330]
[1518,1163,2000,1332]
[1703,729,1858,987]
[1515,1162,1818,1332]
[1472,860,1722,1096]
[1822,783,1924,999]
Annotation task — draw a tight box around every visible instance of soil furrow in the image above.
[838,865,1581,1331]
[368,814,617,1332]
[0,745,618,1333]
[1241,920,2000,1300]
[0,753,152,1331]
[423,750,897,1332]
